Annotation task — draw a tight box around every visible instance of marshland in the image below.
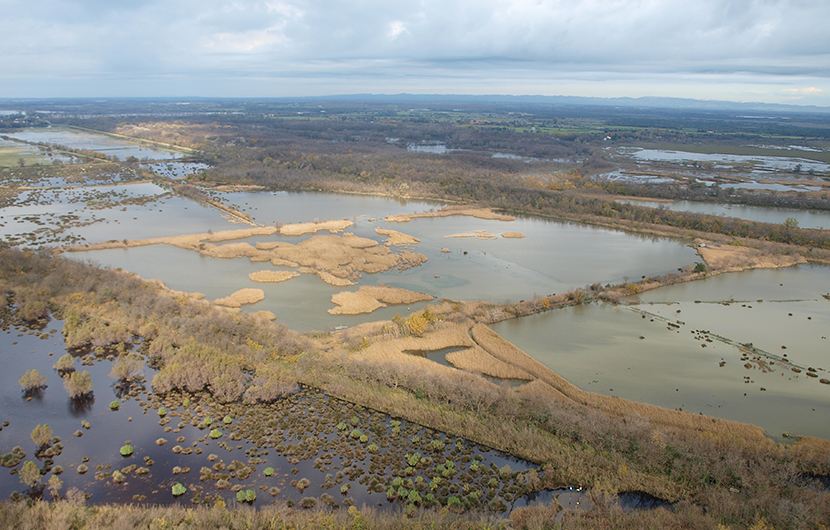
[1,99,830,529]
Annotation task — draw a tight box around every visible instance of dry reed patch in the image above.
[310,270,355,287]
[200,242,267,259]
[252,310,277,321]
[698,243,806,272]
[445,232,499,240]
[256,241,292,251]
[279,219,353,236]
[445,346,533,380]
[471,324,768,440]
[328,286,433,315]
[385,207,516,223]
[375,227,421,246]
[214,288,265,308]
[501,232,526,238]
[248,270,300,283]
[269,234,427,279]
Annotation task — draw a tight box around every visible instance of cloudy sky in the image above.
[2,0,829,106]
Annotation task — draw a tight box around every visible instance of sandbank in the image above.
[214,288,265,308]
[248,270,300,283]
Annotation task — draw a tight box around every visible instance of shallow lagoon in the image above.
[71,191,697,331]
[492,265,830,440]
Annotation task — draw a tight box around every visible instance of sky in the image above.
[1,0,829,106]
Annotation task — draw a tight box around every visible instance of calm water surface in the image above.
[492,265,830,439]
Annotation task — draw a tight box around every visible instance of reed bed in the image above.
[329,286,433,315]
[279,219,353,236]
[375,227,421,246]
[214,288,265,308]
[248,270,300,283]
[500,232,525,238]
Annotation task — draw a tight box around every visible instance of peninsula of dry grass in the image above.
[375,227,421,246]
[445,232,499,240]
[214,288,265,308]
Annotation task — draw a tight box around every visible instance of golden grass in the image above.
[279,219,353,236]
[356,322,475,364]
[385,207,516,223]
[311,270,354,287]
[328,286,433,315]
[375,227,421,246]
[445,346,533,380]
[501,232,526,238]
[470,323,769,440]
[248,270,300,283]
[214,288,265,308]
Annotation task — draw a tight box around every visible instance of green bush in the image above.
[263,467,274,476]
[109,400,119,410]
[209,429,222,439]
[119,445,133,457]
[19,369,46,391]
[171,483,186,496]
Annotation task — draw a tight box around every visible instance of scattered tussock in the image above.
[214,288,265,308]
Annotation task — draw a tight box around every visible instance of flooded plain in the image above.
[3,127,186,162]
[618,199,830,229]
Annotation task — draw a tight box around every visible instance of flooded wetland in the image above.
[1,115,829,528]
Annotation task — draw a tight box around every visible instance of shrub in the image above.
[53,354,75,374]
[109,354,143,381]
[18,461,41,488]
[120,445,133,457]
[263,467,274,476]
[172,483,186,496]
[30,424,53,448]
[209,429,223,439]
[19,369,46,391]
[299,497,317,509]
[110,400,120,410]
[158,407,167,417]
[63,370,93,399]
